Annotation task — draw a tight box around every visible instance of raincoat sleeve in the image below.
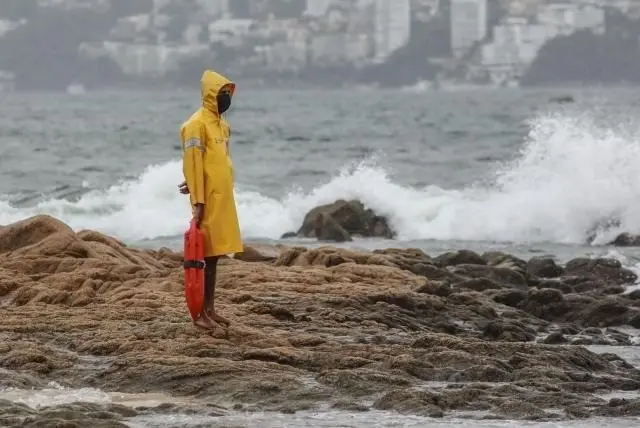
[181,122,205,205]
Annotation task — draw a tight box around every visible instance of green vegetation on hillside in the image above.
[521,12,640,86]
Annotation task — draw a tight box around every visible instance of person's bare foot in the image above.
[193,313,215,330]
[208,309,230,327]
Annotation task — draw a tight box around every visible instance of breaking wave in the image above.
[1,114,640,246]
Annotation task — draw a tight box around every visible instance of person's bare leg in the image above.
[204,256,230,326]
[193,260,216,330]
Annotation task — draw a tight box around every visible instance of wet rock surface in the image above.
[1,215,640,425]
[282,199,395,241]
[609,233,640,247]
[0,400,135,428]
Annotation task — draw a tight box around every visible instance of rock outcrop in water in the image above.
[2,215,640,426]
[281,199,395,242]
[609,233,640,247]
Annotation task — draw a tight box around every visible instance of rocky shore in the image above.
[2,214,640,427]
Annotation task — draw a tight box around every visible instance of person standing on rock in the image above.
[177,69,243,331]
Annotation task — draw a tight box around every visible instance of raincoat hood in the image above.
[200,69,236,115]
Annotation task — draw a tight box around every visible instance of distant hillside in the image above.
[521,13,640,86]
[0,2,151,90]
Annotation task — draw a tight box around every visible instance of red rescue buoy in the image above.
[183,219,205,321]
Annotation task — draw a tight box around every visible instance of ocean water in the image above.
[3,87,640,425]
[3,87,640,263]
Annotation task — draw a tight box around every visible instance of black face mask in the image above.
[217,93,231,114]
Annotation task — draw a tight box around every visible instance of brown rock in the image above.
[564,257,637,285]
[315,212,353,242]
[522,288,569,320]
[492,289,527,307]
[531,279,574,294]
[482,252,527,271]
[449,264,526,289]
[295,199,394,241]
[436,250,486,267]
[0,214,73,254]
[527,257,564,278]
[235,245,281,263]
[541,332,568,344]
[2,215,640,422]
[482,320,536,342]
[626,289,640,300]
[581,297,631,327]
[609,232,640,246]
[628,312,640,328]
[455,278,502,292]
[373,390,443,417]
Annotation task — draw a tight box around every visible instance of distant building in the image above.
[79,42,208,77]
[348,0,375,34]
[536,3,605,36]
[261,42,307,72]
[481,17,558,84]
[506,0,546,18]
[309,32,371,66]
[478,1,605,86]
[413,0,440,17]
[610,0,640,19]
[109,14,152,42]
[373,0,411,62]
[346,34,372,65]
[450,0,487,57]
[195,0,229,17]
[208,19,254,44]
[183,23,206,45]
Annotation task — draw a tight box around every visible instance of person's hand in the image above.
[178,181,189,194]
[193,204,204,228]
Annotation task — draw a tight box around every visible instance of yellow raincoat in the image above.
[180,69,243,257]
